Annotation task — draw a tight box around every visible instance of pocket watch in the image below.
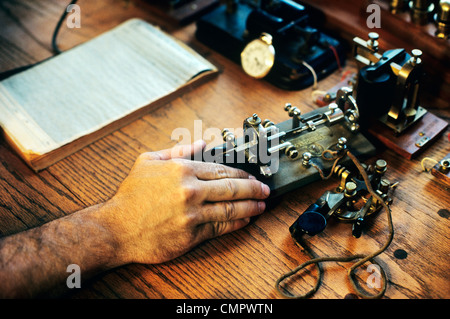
[240,32,275,79]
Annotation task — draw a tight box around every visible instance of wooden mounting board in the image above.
[368,111,449,159]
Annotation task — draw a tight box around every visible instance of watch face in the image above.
[241,38,275,79]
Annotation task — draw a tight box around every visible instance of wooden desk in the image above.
[0,0,449,299]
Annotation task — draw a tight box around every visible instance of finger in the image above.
[198,218,252,241]
[141,140,206,161]
[199,200,266,224]
[187,161,254,181]
[200,178,270,202]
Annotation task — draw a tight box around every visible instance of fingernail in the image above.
[262,183,270,197]
[243,217,251,224]
[258,201,266,213]
[249,174,256,180]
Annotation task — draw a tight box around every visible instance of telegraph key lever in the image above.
[203,89,376,198]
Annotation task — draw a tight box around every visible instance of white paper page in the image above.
[0,18,216,155]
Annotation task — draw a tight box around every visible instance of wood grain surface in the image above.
[0,0,449,299]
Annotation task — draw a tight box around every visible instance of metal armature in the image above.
[353,32,427,134]
[215,90,361,178]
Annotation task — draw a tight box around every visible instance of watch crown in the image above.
[260,32,273,45]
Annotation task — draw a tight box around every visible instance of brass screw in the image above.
[375,159,387,174]
[302,152,312,167]
[435,0,450,39]
[411,49,422,65]
[285,145,299,160]
[367,32,379,51]
[344,181,357,197]
[439,159,450,173]
[337,137,347,151]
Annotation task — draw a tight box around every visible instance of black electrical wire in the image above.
[52,0,79,55]
[275,150,395,299]
[0,0,78,81]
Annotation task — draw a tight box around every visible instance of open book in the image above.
[0,18,218,171]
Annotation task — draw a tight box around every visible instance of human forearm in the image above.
[0,202,120,298]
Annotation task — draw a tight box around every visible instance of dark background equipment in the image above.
[195,0,346,90]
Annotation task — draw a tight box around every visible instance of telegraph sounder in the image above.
[351,32,448,159]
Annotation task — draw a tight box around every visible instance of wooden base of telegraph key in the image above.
[368,112,449,159]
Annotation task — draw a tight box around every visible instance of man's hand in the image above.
[105,140,270,264]
[0,141,270,298]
